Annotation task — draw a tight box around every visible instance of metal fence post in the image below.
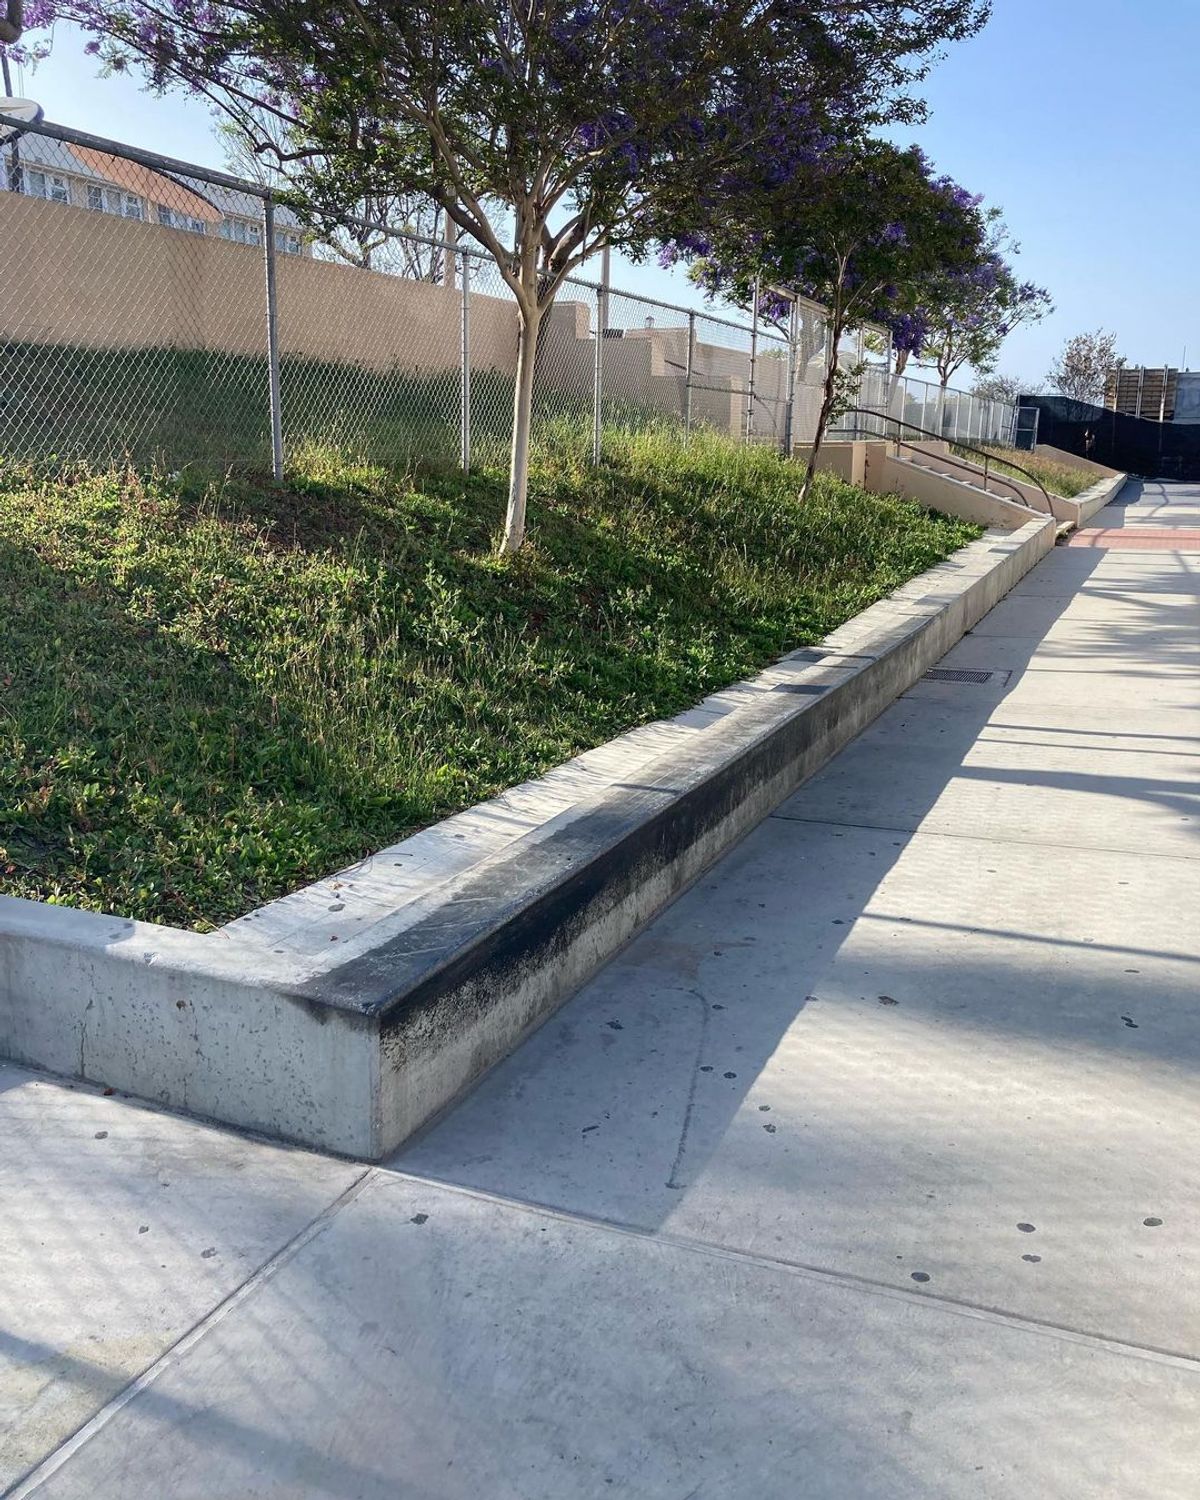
[262,195,284,481]
[745,278,760,445]
[0,54,20,194]
[782,297,798,457]
[684,311,695,445]
[592,270,608,466]
[460,248,472,473]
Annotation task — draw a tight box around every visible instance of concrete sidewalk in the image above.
[5,482,1200,1498]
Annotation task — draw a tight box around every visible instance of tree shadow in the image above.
[1085,477,1200,529]
[389,535,1200,1246]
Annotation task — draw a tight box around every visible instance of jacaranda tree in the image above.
[9,0,990,550]
[920,223,1052,392]
[662,138,994,494]
[0,0,50,48]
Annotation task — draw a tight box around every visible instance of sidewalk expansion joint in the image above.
[373,1167,1200,1375]
[6,1169,376,1499]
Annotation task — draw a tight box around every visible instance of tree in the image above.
[218,117,448,279]
[921,223,1051,392]
[1047,329,1123,407]
[880,309,930,379]
[663,138,993,495]
[25,0,989,552]
[971,372,1025,404]
[0,0,50,50]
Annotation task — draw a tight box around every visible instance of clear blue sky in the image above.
[11,0,1195,388]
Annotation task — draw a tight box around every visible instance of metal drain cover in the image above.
[923,668,1011,685]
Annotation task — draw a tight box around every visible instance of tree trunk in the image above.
[936,374,950,438]
[800,321,844,502]
[885,347,909,427]
[500,303,542,555]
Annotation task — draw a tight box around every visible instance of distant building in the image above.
[5,131,308,256]
[1103,365,1200,424]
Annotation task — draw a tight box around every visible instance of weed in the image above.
[0,421,978,928]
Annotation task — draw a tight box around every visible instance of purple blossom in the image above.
[887,309,929,356]
[756,286,793,326]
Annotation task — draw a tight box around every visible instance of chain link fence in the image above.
[1,117,1017,479]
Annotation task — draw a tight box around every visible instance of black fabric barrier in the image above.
[1019,395,1200,479]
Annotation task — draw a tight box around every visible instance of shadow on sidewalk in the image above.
[385,541,1200,1217]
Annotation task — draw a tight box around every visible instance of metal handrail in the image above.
[837,408,1055,517]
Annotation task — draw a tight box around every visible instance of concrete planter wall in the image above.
[0,518,1056,1158]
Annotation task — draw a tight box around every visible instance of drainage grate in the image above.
[923,668,1006,685]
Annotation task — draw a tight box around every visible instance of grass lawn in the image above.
[0,423,978,929]
[954,444,1100,499]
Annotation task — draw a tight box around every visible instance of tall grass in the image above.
[0,339,655,474]
[0,420,978,928]
[953,442,1100,499]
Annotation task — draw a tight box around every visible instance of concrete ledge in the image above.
[1074,470,1128,523]
[889,444,1127,530]
[0,518,1056,1158]
[892,440,1080,526]
[965,464,1128,529]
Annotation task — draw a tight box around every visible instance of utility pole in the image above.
[592,243,610,465]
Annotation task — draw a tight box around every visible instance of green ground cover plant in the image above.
[0,421,978,929]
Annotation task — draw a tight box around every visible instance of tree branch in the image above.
[0,0,23,43]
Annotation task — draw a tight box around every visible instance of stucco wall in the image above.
[0,193,798,442]
[0,192,515,377]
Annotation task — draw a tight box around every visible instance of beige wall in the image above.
[2,193,263,355]
[278,251,517,375]
[0,194,789,442]
[0,193,514,377]
[540,302,794,440]
[791,441,869,487]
